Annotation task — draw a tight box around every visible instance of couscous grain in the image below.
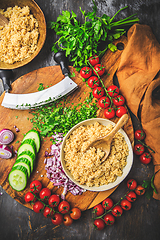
[64,122,129,187]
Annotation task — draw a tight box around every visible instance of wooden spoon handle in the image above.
[105,114,129,141]
[0,13,9,27]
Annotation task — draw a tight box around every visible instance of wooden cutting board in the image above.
[0,36,134,211]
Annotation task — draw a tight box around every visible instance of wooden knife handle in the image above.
[54,51,69,76]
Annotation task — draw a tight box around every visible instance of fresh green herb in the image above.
[142,173,158,199]
[49,1,139,68]
[15,140,20,144]
[38,83,45,91]
[16,116,18,119]
[29,97,98,137]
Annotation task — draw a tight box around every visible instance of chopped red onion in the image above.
[44,133,85,199]
[0,129,14,145]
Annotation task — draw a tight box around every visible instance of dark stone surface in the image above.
[0,1,160,239]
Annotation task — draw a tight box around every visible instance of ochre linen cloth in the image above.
[116,24,160,200]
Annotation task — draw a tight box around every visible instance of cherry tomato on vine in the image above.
[104,107,115,119]
[116,106,127,118]
[113,95,125,106]
[70,208,81,220]
[102,198,114,210]
[43,206,55,218]
[120,199,132,211]
[135,185,145,195]
[92,87,105,99]
[94,219,105,230]
[30,180,42,193]
[39,188,51,201]
[33,201,44,213]
[98,96,111,108]
[93,63,105,76]
[112,205,123,217]
[63,214,73,226]
[127,179,137,190]
[25,191,36,203]
[58,201,70,214]
[139,152,152,164]
[48,194,60,208]
[88,76,100,88]
[134,129,146,140]
[104,213,115,225]
[88,55,99,66]
[80,66,92,79]
[93,204,104,216]
[133,143,145,155]
[107,85,119,97]
[51,213,63,225]
[126,191,137,202]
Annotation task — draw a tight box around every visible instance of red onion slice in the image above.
[0,129,14,145]
[0,145,13,159]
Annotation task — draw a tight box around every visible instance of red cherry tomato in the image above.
[113,95,125,106]
[127,179,137,190]
[92,87,105,99]
[63,214,73,226]
[39,188,51,201]
[51,213,63,225]
[30,180,42,193]
[88,55,99,66]
[107,85,119,97]
[70,208,81,220]
[93,63,105,76]
[88,76,100,88]
[112,205,123,217]
[102,198,114,210]
[104,107,115,119]
[94,219,105,230]
[43,206,55,218]
[135,185,145,195]
[104,213,115,225]
[33,201,44,213]
[93,204,104,216]
[133,143,145,155]
[25,191,36,203]
[48,194,60,208]
[116,106,127,117]
[121,199,132,211]
[98,96,111,108]
[139,152,152,164]
[126,191,137,202]
[134,129,146,140]
[80,66,92,79]
[58,201,70,214]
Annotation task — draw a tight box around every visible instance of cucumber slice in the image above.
[17,139,36,156]
[16,151,35,172]
[13,158,31,178]
[22,129,41,152]
[8,165,28,191]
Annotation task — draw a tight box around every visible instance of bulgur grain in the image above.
[64,122,129,187]
[0,5,39,64]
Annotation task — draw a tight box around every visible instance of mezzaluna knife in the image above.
[1,51,78,110]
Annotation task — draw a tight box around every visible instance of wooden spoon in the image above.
[0,13,9,27]
[85,114,129,162]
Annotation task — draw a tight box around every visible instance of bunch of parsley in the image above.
[49,1,139,69]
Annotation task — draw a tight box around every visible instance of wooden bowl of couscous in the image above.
[0,0,46,69]
[60,118,133,192]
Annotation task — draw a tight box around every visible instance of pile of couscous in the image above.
[64,122,129,187]
[0,5,39,64]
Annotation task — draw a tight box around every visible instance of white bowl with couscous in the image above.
[60,118,133,192]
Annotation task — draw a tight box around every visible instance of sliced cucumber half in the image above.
[8,165,28,191]
[22,129,41,152]
[13,158,31,178]
[16,151,35,172]
[17,139,36,156]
